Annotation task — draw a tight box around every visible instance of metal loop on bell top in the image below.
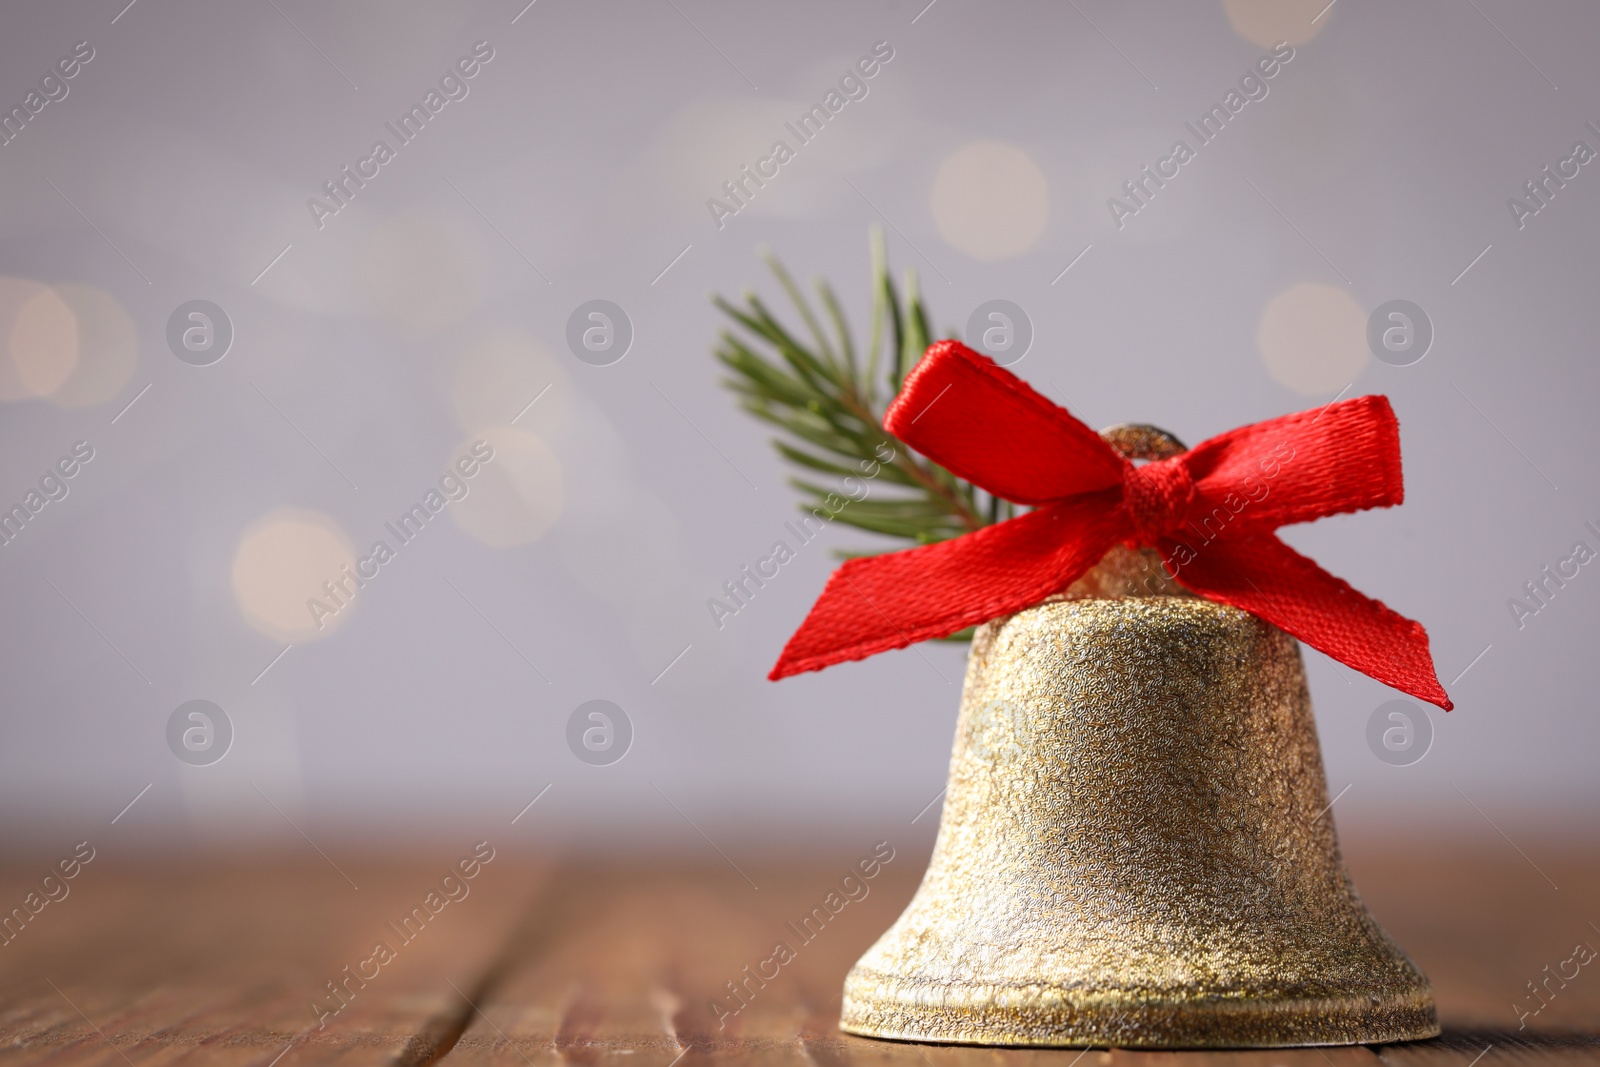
[1099,423,1187,462]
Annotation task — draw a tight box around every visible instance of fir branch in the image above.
[712,229,1001,571]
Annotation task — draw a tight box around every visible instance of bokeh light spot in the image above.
[1257,282,1369,395]
[51,284,138,408]
[451,330,572,442]
[0,278,78,401]
[929,141,1049,262]
[452,427,564,548]
[1223,0,1329,48]
[232,510,358,643]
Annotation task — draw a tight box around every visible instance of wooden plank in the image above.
[1375,1032,1600,1067]
[0,850,543,1067]
[1109,1050,1382,1067]
[441,853,935,1067]
[1345,842,1600,1038]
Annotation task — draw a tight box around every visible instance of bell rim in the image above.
[838,974,1440,1048]
[835,1027,1444,1052]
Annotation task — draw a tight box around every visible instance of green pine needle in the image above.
[711,230,1019,604]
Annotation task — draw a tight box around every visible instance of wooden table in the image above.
[0,839,1594,1066]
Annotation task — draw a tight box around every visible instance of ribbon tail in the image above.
[1173,533,1453,710]
[770,494,1125,680]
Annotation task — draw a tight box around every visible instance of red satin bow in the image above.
[770,340,1453,710]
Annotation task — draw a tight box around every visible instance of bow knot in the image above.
[769,340,1452,711]
[1122,458,1194,544]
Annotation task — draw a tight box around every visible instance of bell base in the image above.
[840,973,1440,1049]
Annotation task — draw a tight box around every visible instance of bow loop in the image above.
[884,340,1125,505]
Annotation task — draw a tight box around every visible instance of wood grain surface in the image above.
[0,840,1594,1066]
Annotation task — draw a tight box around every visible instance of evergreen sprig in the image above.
[712,230,1016,555]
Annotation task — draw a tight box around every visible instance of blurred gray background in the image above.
[1,0,1595,858]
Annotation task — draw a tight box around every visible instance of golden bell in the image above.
[840,427,1439,1049]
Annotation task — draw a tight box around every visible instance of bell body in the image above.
[841,584,1438,1047]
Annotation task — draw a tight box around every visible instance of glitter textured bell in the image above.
[840,428,1439,1049]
